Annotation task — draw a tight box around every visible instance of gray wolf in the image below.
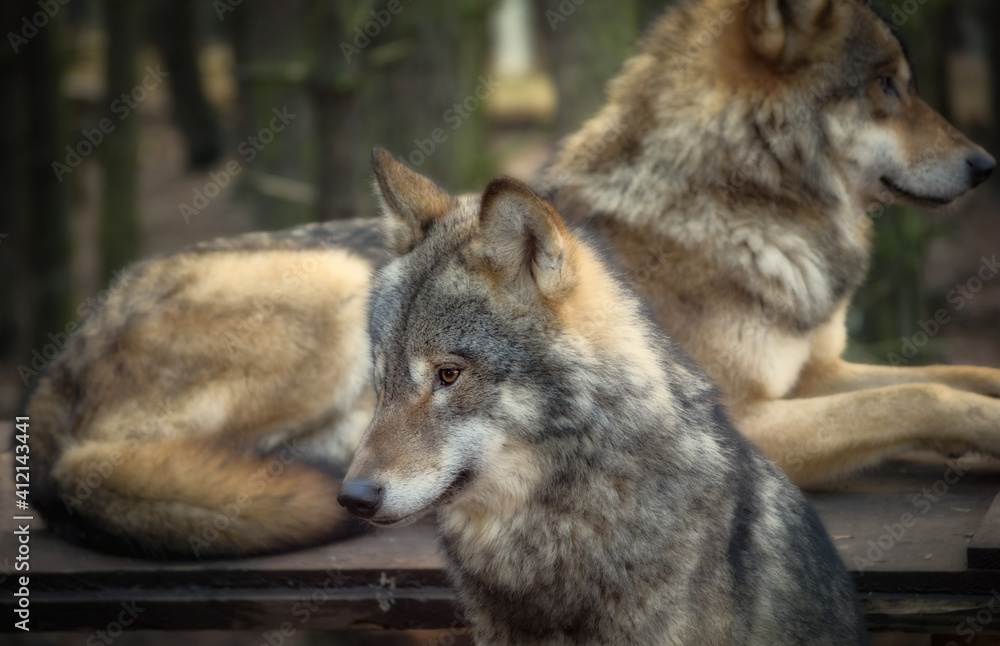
[20,0,997,557]
[541,0,998,484]
[338,150,868,645]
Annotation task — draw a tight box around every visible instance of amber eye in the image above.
[438,367,461,386]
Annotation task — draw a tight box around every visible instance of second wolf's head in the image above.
[550,0,994,216]
[339,149,671,526]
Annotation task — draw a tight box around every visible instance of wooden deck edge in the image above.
[863,592,1000,634]
[3,589,1000,634]
[969,491,1000,570]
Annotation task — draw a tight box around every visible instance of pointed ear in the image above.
[474,177,576,300]
[372,147,459,255]
[745,0,833,62]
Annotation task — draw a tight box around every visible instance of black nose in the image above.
[968,151,996,187]
[337,479,383,519]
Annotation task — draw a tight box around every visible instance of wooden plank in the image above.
[812,491,991,574]
[807,450,1000,581]
[968,491,1000,570]
[933,638,1000,646]
[0,518,449,590]
[11,587,461,632]
[5,587,1000,634]
[863,593,1000,634]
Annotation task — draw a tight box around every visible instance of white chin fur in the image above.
[371,473,454,525]
[368,505,435,528]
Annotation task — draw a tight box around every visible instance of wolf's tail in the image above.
[23,367,362,559]
[32,433,364,558]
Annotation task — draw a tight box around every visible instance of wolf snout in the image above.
[338,478,384,519]
[968,151,996,187]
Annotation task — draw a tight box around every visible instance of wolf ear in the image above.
[372,147,459,255]
[745,0,833,62]
[474,177,576,300]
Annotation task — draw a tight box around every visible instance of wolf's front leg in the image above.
[734,384,1000,486]
[791,358,1000,399]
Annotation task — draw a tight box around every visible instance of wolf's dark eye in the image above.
[878,75,899,99]
[438,367,461,386]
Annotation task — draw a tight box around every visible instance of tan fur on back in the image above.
[69,249,371,446]
[27,243,377,556]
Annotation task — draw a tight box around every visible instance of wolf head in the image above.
[759,0,998,208]
[339,149,665,527]
[552,0,993,216]
[338,149,574,527]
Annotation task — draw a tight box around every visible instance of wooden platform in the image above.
[1,442,998,636]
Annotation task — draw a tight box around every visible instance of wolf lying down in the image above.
[337,149,867,645]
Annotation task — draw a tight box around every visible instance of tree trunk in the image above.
[277,0,499,221]
[0,0,71,362]
[534,0,640,137]
[308,0,363,221]
[100,0,144,282]
[232,0,315,230]
[147,0,222,169]
[357,0,498,196]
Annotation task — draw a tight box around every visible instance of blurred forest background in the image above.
[1,0,999,423]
